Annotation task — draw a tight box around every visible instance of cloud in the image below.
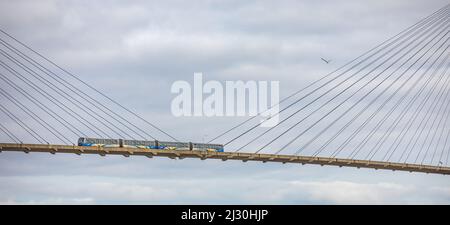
[0,171,448,204]
[0,151,449,204]
[288,181,413,204]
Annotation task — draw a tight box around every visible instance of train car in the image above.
[123,139,157,149]
[191,143,224,152]
[77,137,118,147]
[77,137,156,148]
[158,141,190,150]
[77,137,224,152]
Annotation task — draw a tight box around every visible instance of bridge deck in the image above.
[0,143,449,175]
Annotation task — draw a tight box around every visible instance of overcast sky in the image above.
[0,0,449,204]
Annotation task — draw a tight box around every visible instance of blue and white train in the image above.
[77,137,224,152]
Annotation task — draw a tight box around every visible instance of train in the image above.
[77,137,224,152]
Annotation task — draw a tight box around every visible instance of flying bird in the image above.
[321,57,332,64]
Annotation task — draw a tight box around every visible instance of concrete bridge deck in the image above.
[0,143,449,175]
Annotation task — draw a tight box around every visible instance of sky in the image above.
[0,0,449,204]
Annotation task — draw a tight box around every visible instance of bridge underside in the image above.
[0,143,449,175]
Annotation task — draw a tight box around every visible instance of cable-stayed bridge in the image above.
[1,4,450,175]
